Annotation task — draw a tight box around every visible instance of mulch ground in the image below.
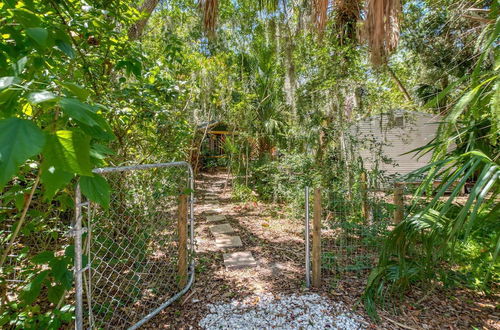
[145,171,499,329]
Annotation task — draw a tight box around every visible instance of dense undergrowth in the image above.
[0,0,498,327]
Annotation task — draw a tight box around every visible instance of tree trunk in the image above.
[128,0,160,40]
[387,66,412,103]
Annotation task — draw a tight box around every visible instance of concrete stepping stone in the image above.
[210,223,234,235]
[205,208,223,214]
[223,251,257,269]
[215,235,243,248]
[206,214,226,222]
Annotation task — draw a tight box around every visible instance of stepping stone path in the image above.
[223,251,257,269]
[206,215,226,222]
[203,184,257,269]
[215,235,243,248]
[210,223,235,235]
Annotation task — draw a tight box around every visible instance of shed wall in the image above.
[350,111,440,177]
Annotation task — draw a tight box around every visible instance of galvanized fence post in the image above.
[305,186,311,288]
[74,184,83,330]
[177,194,188,288]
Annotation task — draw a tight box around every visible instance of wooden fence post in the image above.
[312,188,322,288]
[393,184,404,224]
[360,172,370,223]
[177,194,188,288]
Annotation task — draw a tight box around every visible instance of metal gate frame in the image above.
[74,161,195,330]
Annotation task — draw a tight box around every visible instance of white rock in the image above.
[199,293,366,329]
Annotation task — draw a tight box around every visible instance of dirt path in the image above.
[144,171,307,328]
[145,171,499,329]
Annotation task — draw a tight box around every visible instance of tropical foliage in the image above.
[0,0,497,326]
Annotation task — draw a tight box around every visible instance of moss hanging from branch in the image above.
[201,0,218,38]
[312,0,329,34]
[364,0,401,65]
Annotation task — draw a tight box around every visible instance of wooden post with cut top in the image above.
[177,194,188,288]
[393,183,404,224]
[312,188,322,288]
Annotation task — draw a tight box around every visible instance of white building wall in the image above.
[350,110,441,178]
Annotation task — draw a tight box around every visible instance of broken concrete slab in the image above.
[223,251,257,269]
[206,214,226,222]
[215,235,243,248]
[209,223,234,235]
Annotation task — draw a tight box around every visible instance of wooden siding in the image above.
[350,111,441,177]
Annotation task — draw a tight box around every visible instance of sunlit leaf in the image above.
[0,76,20,90]
[28,91,58,104]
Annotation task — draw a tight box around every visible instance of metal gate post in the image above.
[305,186,311,288]
[74,184,83,330]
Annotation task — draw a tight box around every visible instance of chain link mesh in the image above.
[320,186,394,282]
[78,164,193,328]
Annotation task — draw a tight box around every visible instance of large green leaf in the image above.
[31,251,55,264]
[43,130,92,175]
[11,8,41,28]
[55,40,75,58]
[41,169,73,200]
[59,98,102,127]
[80,175,110,208]
[26,27,49,47]
[0,118,45,188]
[49,258,73,289]
[58,82,90,100]
[41,130,91,198]
[20,270,49,305]
[47,284,65,304]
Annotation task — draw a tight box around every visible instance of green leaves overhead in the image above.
[11,8,42,28]
[59,98,114,140]
[58,82,90,101]
[80,174,111,209]
[59,98,100,126]
[0,118,45,188]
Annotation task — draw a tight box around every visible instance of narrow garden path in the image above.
[144,171,498,329]
[143,171,368,329]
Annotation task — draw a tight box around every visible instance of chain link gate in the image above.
[74,162,195,329]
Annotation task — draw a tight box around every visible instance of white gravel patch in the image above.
[199,293,367,329]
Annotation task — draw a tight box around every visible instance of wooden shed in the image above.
[190,121,237,172]
[350,110,441,179]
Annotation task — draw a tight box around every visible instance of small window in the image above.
[394,115,404,128]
